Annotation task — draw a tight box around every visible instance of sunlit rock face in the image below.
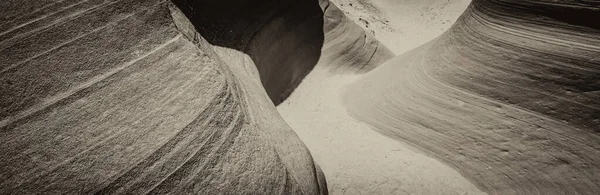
[345,0,600,194]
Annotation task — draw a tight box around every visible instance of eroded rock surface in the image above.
[0,0,363,193]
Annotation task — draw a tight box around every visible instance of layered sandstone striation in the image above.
[0,0,391,193]
[345,0,600,194]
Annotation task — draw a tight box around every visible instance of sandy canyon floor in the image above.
[278,69,485,195]
[278,0,485,194]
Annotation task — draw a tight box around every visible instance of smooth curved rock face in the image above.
[0,0,331,194]
[345,0,600,194]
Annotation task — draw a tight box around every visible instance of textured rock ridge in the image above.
[0,0,362,193]
[345,0,600,194]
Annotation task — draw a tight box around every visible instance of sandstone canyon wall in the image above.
[0,0,390,193]
[345,0,600,194]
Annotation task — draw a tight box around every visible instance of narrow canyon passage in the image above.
[1,0,598,194]
[276,1,485,194]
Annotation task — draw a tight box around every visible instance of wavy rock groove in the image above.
[317,0,393,74]
[345,0,600,194]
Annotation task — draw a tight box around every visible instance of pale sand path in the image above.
[277,67,486,195]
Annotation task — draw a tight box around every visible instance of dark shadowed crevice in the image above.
[171,0,325,105]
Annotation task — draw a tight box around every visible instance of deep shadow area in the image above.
[171,0,325,105]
